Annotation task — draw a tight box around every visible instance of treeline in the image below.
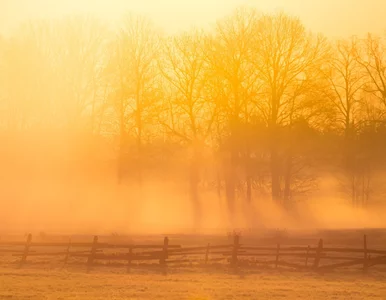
[1,8,386,226]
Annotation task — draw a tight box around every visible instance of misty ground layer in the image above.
[1,268,386,300]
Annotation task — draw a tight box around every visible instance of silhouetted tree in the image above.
[159,29,214,227]
[207,7,260,222]
[105,14,162,185]
[251,12,329,207]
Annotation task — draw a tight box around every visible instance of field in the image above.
[2,229,386,299]
[1,267,386,300]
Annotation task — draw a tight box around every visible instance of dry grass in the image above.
[1,267,386,300]
[2,231,386,299]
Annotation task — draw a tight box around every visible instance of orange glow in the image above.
[1,0,386,235]
[2,0,386,36]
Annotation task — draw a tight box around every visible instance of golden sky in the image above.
[1,0,386,37]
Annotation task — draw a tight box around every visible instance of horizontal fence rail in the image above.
[0,233,385,273]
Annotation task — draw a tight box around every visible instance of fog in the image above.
[2,3,386,236]
[1,133,385,235]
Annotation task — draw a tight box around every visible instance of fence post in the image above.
[313,239,323,270]
[19,233,32,268]
[205,243,210,265]
[127,247,133,273]
[160,237,168,274]
[63,237,72,268]
[275,243,280,268]
[305,245,310,267]
[363,234,368,273]
[231,234,240,267]
[87,236,98,272]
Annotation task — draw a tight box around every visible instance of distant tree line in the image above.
[1,8,386,227]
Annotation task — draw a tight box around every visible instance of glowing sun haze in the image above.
[1,0,386,37]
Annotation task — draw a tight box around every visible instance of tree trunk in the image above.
[217,169,222,200]
[269,118,281,204]
[226,129,238,227]
[245,137,252,204]
[351,175,356,207]
[283,153,292,210]
[117,102,125,184]
[224,116,239,227]
[246,176,252,204]
[225,174,236,227]
[270,147,281,204]
[190,154,201,229]
[136,134,143,188]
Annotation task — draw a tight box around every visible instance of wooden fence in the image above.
[1,234,386,273]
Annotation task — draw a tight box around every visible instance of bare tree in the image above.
[357,34,386,110]
[251,12,329,207]
[105,14,162,185]
[326,38,365,138]
[325,37,369,206]
[0,20,60,130]
[159,29,215,227]
[50,16,108,132]
[207,7,260,222]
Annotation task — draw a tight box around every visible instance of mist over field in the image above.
[1,136,385,235]
[4,3,386,300]
[1,0,386,237]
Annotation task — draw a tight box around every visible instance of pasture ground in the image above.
[2,230,386,299]
[1,267,386,300]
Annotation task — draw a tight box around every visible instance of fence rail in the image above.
[1,234,385,273]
